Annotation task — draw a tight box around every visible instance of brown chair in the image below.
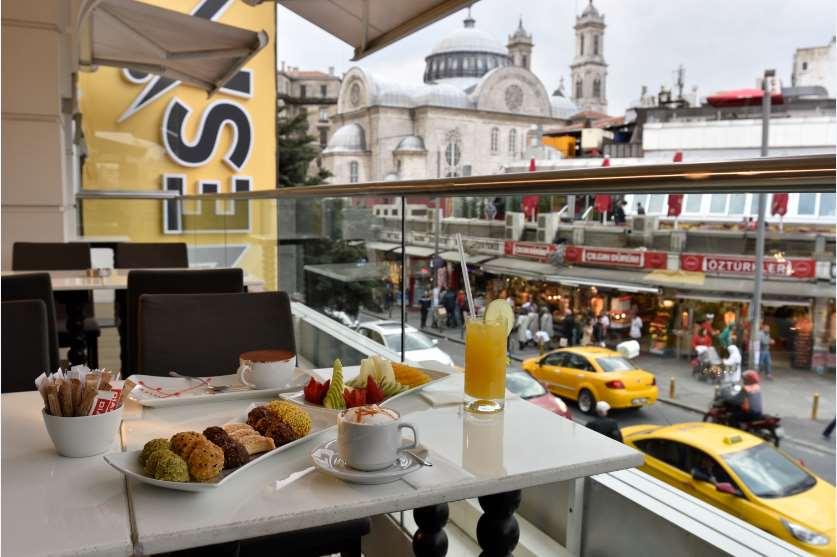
[2,300,51,393]
[113,242,189,373]
[126,269,244,374]
[114,242,188,269]
[1,273,61,372]
[11,242,100,367]
[137,291,293,376]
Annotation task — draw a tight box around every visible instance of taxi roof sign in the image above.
[723,435,743,445]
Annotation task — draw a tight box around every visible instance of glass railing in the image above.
[75,154,836,554]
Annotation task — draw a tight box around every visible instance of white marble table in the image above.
[122,376,643,555]
[1,392,133,557]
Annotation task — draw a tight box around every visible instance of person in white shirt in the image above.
[629,315,643,340]
[723,341,742,383]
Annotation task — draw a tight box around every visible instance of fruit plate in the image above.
[279,363,454,413]
[103,402,337,492]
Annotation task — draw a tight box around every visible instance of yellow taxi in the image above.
[522,346,657,413]
[623,422,835,555]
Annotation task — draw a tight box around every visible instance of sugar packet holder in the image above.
[35,369,137,417]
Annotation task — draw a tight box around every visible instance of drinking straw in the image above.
[455,233,475,316]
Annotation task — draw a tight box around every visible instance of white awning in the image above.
[274,0,479,59]
[439,251,493,265]
[393,246,436,258]
[79,0,268,93]
[365,242,399,252]
[482,257,557,281]
[545,274,660,294]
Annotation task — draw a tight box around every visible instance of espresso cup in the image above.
[337,405,418,471]
[237,349,296,389]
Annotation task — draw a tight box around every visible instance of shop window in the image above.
[490,127,499,153]
[648,194,665,214]
[684,194,702,213]
[728,193,746,215]
[349,161,359,183]
[819,192,836,217]
[798,193,816,215]
[709,194,728,214]
[508,129,517,155]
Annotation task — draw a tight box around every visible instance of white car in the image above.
[357,321,453,366]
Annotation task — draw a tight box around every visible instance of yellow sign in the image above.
[79,0,277,287]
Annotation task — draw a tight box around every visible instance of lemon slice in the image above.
[485,299,515,337]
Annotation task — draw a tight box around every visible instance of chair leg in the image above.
[86,333,99,369]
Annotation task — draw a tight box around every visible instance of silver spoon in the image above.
[167,371,248,393]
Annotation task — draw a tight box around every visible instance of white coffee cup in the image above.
[337,405,418,471]
[237,349,296,389]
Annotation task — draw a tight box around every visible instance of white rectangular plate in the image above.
[104,403,336,492]
[127,372,309,408]
[279,364,452,414]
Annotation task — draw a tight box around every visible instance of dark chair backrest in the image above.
[2,300,51,393]
[125,268,244,374]
[114,243,188,269]
[12,242,91,271]
[137,292,295,376]
[1,273,60,372]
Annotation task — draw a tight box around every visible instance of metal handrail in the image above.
[74,154,835,202]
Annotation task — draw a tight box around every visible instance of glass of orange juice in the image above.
[464,317,507,413]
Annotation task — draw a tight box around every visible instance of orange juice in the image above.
[464,318,507,410]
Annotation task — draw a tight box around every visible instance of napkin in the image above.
[419,374,465,407]
[402,448,474,490]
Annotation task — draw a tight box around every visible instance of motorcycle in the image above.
[702,382,783,446]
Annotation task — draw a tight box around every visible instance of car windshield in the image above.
[505,372,547,399]
[723,444,816,498]
[596,356,636,372]
[384,331,435,352]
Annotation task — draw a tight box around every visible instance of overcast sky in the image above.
[276,0,836,115]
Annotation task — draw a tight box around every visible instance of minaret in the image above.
[507,17,533,70]
[570,0,608,113]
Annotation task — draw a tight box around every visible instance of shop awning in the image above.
[439,251,494,265]
[304,262,390,283]
[393,246,436,258]
[675,293,813,307]
[365,242,399,252]
[482,258,558,281]
[273,0,479,59]
[79,0,268,93]
[665,275,834,300]
[544,274,660,294]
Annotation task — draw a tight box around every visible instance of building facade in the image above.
[570,0,608,114]
[322,12,578,186]
[277,64,342,158]
[791,36,836,96]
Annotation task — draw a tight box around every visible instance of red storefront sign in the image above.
[564,246,667,269]
[504,241,557,261]
[680,254,816,279]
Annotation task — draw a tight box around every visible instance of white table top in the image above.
[1,392,133,557]
[123,376,643,554]
[1,270,264,292]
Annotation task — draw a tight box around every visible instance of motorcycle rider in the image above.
[730,370,763,428]
[586,401,623,442]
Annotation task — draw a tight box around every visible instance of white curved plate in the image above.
[311,439,421,484]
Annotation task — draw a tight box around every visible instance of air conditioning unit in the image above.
[537,213,560,244]
[504,212,525,241]
[631,215,658,234]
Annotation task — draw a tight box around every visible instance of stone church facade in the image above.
[321,6,606,185]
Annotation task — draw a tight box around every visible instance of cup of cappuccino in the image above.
[237,349,296,389]
[337,405,418,471]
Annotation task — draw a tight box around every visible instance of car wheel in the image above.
[578,389,596,414]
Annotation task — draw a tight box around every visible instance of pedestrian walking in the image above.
[823,419,835,439]
[614,200,627,225]
[561,310,575,347]
[758,323,775,380]
[636,202,646,215]
[629,313,643,341]
[581,315,594,346]
[443,288,456,328]
[527,305,539,341]
[598,312,610,346]
[723,334,742,384]
[455,289,467,327]
[516,310,530,351]
[419,291,431,329]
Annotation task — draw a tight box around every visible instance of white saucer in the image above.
[311,440,421,484]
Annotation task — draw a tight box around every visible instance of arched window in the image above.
[490,127,499,153]
[593,78,601,98]
[349,161,359,183]
[522,54,528,68]
[463,57,470,69]
[444,129,462,177]
[593,35,599,55]
[508,129,517,155]
[575,79,583,99]
[579,35,585,56]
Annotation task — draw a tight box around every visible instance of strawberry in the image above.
[343,387,367,408]
[365,376,385,404]
[304,378,330,405]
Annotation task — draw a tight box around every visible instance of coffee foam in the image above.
[341,405,398,425]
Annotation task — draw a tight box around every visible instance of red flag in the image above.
[673,151,683,162]
[667,194,684,217]
[522,195,539,220]
[594,195,612,213]
[771,193,789,216]
[601,158,611,167]
[529,158,536,172]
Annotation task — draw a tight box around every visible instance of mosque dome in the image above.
[550,83,579,119]
[423,11,511,85]
[323,123,366,154]
[394,135,427,153]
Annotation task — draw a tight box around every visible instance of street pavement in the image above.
[361,308,836,483]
